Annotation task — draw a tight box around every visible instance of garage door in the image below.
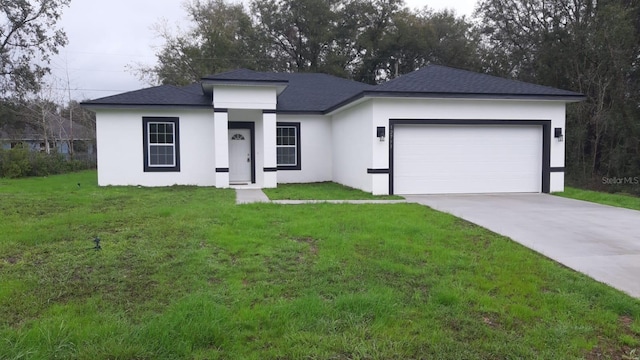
[393,124,543,194]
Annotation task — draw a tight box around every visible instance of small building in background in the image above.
[0,113,96,158]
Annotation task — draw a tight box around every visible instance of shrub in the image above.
[0,146,96,178]
[0,145,31,178]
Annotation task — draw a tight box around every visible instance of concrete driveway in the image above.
[405,194,640,298]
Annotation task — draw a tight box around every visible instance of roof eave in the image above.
[365,91,586,101]
[80,103,213,111]
[275,110,325,115]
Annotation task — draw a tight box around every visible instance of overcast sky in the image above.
[50,0,479,101]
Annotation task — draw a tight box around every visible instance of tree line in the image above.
[135,0,479,85]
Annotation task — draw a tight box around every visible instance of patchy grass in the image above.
[1,171,639,359]
[263,181,403,200]
[555,186,640,211]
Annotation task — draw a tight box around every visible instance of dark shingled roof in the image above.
[373,65,582,97]
[268,73,375,113]
[82,65,583,113]
[82,84,211,107]
[201,70,372,112]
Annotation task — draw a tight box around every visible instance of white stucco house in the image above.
[81,65,584,195]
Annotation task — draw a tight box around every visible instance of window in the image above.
[276,122,301,170]
[143,117,180,172]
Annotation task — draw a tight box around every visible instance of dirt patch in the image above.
[469,235,491,249]
[482,316,498,328]
[4,256,19,265]
[72,266,93,282]
[620,316,634,329]
[585,319,640,360]
[585,343,636,360]
[292,236,318,256]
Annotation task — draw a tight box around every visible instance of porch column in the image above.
[262,110,277,188]
[214,109,229,188]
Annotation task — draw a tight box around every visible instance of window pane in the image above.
[150,145,159,165]
[149,145,174,166]
[162,147,174,165]
[277,126,296,146]
[149,122,176,145]
[277,147,296,166]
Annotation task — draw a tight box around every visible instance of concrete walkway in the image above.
[235,189,270,204]
[235,189,407,205]
[405,194,640,298]
[271,199,407,204]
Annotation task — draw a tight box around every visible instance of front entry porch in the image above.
[213,108,277,189]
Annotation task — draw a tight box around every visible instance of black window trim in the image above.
[143,117,181,172]
[276,122,301,171]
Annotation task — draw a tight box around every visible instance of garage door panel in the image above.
[394,125,542,194]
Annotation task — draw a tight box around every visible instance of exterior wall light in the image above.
[554,127,564,142]
[377,126,386,142]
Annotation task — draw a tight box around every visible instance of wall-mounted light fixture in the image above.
[377,126,386,142]
[554,127,564,142]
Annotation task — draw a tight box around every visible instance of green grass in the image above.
[555,186,640,211]
[1,171,639,359]
[263,181,403,200]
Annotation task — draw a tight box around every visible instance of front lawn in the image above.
[556,186,640,211]
[263,181,403,200]
[1,172,639,359]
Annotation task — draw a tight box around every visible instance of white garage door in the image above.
[393,124,543,194]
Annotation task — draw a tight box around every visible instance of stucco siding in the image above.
[213,86,277,110]
[331,101,373,192]
[96,108,215,186]
[369,98,567,194]
[93,97,568,193]
[276,114,332,184]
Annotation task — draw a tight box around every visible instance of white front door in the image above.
[228,129,252,184]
